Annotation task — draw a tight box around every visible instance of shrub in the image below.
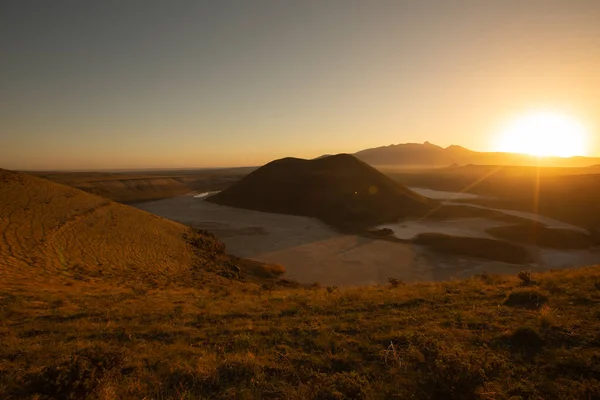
[239,260,285,278]
[370,228,394,237]
[388,277,403,288]
[509,326,543,350]
[504,288,548,309]
[265,263,286,276]
[517,270,533,286]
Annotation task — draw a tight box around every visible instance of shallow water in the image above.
[408,187,482,200]
[193,191,219,199]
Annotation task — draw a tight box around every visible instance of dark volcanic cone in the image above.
[207,154,436,230]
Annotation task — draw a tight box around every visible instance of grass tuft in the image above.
[387,277,403,288]
[517,270,533,286]
[538,305,557,329]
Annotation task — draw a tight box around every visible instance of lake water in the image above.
[408,187,481,200]
[193,191,220,199]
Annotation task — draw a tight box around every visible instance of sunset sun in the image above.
[496,111,588,157]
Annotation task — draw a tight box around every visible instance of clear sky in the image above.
[2,0,599,170]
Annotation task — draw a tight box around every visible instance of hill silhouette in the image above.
[355,141,600,167]
[207,154,435,230]
[0,169,267,286]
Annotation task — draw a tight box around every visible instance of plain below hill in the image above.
[207,154,436,230]
[27,167,256,204]
[0,169,273,287]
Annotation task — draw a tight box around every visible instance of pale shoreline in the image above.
[134,191,600,286]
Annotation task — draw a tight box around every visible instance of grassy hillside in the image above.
[1,267,599,399]
[2,169,600,399]
[0,169,268,287]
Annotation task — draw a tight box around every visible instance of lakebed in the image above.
[134,187,600,286]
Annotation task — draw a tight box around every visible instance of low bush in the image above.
[504,288,549,309]
[509,326,544,350]
[517,270,533,286]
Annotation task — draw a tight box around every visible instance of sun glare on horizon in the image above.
[495,111,588,158]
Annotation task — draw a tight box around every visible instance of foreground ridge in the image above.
[1,267,599,398]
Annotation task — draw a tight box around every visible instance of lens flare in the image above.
[496,111,588,157]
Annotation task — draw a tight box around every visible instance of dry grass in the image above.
[0,169,250,287]
[2,169,600,399]
[1,267,600,399]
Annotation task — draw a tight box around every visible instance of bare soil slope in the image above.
[0,169,247,286]
[208,154,435,230]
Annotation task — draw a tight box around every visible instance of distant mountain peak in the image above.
[445,144,472,153]
[353,141,600,167]
[422,141,443,149]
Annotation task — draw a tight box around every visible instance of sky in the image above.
[1,0,599,170]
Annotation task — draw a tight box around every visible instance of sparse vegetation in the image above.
[387,277,402,288]
[518,270,533,286]
[1,267,600,398]
[413,233,533,263]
